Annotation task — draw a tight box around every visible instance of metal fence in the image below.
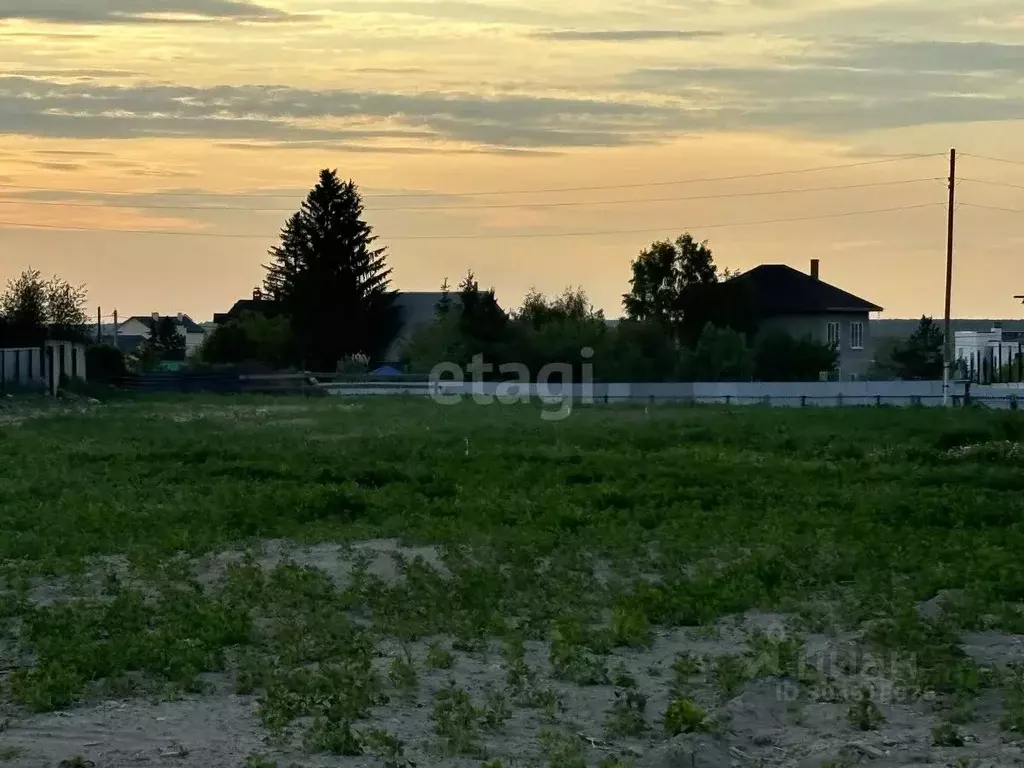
[82,372,1024,410]
[960,345,1024,385]
[116,371,321,394]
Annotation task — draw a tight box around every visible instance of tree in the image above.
[86,344,127,384]
[890,316,944,380]
[199,311,296,368]
[599,320,681,382]
[1,268,48,329]
[1,268,89,343]
[263,169,400,370]
[511,286,606,381]
[753,330,838,382]
[44,274,89,336]
[865,337,904,380]
[457,270,511,364]
[404,311,465,374]
[623,234,719,334]
[136,316,186,367]
[622,234,750,346]
[686,323,754,381]
[436,278,453,319]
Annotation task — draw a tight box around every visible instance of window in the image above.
[826,322,841,348]
[850,321,864,350]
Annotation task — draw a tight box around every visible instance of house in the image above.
[212,289,463,362]
[114,313,207,357]
[212,289,281,325]
[955,325,1024,375]
[727,259,883,380]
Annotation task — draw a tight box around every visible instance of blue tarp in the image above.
[371,365,404,377]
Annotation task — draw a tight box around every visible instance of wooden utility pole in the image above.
[943,148,956,406]
[113,309,119,348]
[97,307,102,343]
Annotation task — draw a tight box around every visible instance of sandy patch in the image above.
[2,543,1024,767]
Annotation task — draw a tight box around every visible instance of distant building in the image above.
[212,289,467,362]
[874,318,1024,341]
[725,259,883,380]
[99,313,207,357]
[954,325,1024,374]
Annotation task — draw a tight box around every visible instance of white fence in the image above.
[0,342,88,394]
[0,347,46,386]
[318,379,1024,408]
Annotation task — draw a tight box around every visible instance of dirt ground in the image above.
[1,541,1022,768]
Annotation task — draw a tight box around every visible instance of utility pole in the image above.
[943,148,956,407]
[113,309,119,348]
[97,307,102,344]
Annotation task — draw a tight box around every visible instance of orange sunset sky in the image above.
[2,0,1024,322]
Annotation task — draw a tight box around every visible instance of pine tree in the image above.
[262,170,399,370]
[436,278,453,319]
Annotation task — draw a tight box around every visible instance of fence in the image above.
[0,347,45,388]
[116,371,322,395]
[960,345,1024,385]
[0,342,87,395]
[85,371,1024,409]
[430,380,974,407]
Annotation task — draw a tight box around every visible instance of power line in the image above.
[960,202,1024,214]
[0,178,942,213]
[0,201,944,241]
[959,177,1024,191]
[0,153,944,201]
[961,153,1024,168]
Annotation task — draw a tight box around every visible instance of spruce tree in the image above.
[263,170,399,370]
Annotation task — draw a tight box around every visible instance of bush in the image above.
[686,323,754,382]
[85,344,127,384]
[753,330,837,382]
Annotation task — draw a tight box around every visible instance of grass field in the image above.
[1,396,1023,767]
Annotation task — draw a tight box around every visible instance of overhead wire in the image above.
[959,202,1024,215]
[959,153,1024,169]
[0,152,945,200]
[0,202,946,240]
[0,177,943,213]
[959,178,1024,191]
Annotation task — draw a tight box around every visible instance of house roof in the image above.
[111,335,147,352]
[394,292,460,328]
[213,298,279,325]
[124,314,205,334]
[728,265,882,316]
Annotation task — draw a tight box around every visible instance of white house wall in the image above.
[116,319,206,356]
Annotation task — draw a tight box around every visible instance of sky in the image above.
[2,0,1024,322]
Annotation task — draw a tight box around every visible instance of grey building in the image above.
[212,289,463,363]
[728,260,883,380]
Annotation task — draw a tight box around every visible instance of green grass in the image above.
[2,396,1024,748]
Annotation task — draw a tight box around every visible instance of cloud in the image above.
[622,37,1024,135]
[807,39,1024,73]
[0,0,295,24]
[216,141,558,156]
[0,68,139,79]
[534,29,722,42]
[21,160,85,171]
[32,149,115,157]
[0,76,682,148]
[327,1,563,25]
